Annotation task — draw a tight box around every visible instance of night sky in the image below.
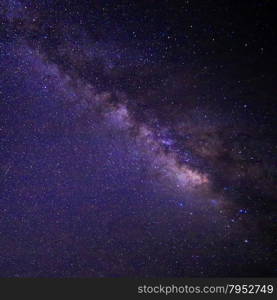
[0,0,276,277]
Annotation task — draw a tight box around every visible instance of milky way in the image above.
[0,0,276,277]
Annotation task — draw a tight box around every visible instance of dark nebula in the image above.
[0,0,276,277]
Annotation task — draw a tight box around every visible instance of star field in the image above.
[0,0,276,277]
